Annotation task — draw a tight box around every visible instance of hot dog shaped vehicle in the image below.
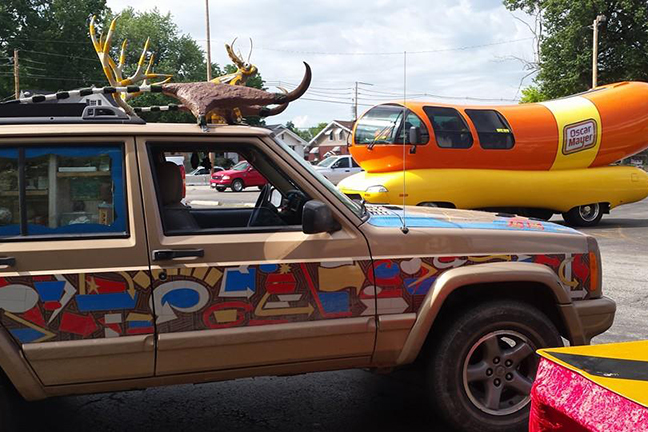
[338,81,648,226]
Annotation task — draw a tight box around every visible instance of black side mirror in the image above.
[302,200,341,234]
[409,126,421,154]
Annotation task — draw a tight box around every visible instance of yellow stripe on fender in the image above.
[540,96,602,170]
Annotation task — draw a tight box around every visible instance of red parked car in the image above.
[210,161,267,192]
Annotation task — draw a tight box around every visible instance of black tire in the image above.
[0,373,20,431]
[562,203,603,227]
[215,186,226,192]
[231,179,244,192]
[427,300,561,432]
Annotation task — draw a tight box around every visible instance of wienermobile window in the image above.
[465,109,515,150]
[354,105,429,146]
[423,107,473,149]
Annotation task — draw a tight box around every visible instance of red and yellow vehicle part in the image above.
[341,81,648,214]
[348,81,648,173]
[338,165,648,212]
[531,341,648,431]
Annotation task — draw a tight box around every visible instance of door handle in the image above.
[0,257,15,268]
[153,249,204,261]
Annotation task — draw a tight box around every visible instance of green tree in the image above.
[309,122,328,140]
[0,0,109,99]
[519,85,547,103]
[505,0,648,99]
[103,7,211,123]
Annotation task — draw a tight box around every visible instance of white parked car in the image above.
[314,155,362,185]
[186,166,224,185]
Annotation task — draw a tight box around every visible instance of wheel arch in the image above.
[0,325,46,401]
[395,262,586,366]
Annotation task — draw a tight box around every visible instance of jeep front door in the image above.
[138,136,376,376]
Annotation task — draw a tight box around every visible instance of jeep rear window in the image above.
[0,145,127,239]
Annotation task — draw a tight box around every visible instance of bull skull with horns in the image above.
[88,16,311,124]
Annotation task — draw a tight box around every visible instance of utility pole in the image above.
[354,81,373,120]
[205,0,212,81]
[13,49,19,100]
[592,14,606,88]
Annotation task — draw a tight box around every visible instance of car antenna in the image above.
[400,50,409,234]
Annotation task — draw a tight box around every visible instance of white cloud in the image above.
[291,115,309,128]
[105,0,536,126]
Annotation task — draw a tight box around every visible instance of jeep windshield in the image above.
[273,139,365,218]
[354,104,429,148]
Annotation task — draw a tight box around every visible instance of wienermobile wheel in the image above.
[562,203,603,227]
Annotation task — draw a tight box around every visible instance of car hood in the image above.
[213,169,241,176]
[365,204,581,235]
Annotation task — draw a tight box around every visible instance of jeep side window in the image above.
[149,143,311,235]
[0,145,127,239]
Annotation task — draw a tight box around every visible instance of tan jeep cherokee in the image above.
[0,105,615,432]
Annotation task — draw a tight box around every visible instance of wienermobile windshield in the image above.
[354,104,429,146]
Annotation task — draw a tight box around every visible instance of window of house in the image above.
[423,106,473,149]
[0,145,127,239]
[149,143,312,235]
[465,109,515,149]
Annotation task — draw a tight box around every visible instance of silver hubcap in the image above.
[462,330,537,416]
[233,181,242,191]
[578,203,600,222]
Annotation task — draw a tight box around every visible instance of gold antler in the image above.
[89,15,173,113]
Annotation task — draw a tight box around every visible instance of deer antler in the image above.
[225,38,246,69]
[89,15,172,113]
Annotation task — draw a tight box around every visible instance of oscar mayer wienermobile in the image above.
[338,81,648,226]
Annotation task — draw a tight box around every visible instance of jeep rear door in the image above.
[0,136,155,386]
[137,134,376,376]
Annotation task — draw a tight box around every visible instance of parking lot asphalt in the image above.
[22,197,648,432]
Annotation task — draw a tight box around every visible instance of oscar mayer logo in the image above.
[563,119,597,155]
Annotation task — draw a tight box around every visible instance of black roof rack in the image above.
[0,103,145,125]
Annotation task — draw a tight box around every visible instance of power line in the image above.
[254,37,534,56]
[18,49,97,62]
[8,36,533,58]
[0,72,106,82]
[275,81,520,103]
[301,97,374,107]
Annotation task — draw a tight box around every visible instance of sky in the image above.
[105,0,537,128]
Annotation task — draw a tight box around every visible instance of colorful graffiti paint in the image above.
[0,253,591,344]
[0,271,153,343]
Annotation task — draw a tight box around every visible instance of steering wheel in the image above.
[280,189,308,224]
[248,184,283,227]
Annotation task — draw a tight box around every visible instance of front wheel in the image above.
[231,179,244,192]
[562,203,602,227]
[427,300,561,432]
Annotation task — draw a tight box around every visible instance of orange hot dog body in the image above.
[350,81,648,173]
